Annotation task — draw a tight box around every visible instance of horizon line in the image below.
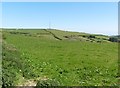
[1,27,118,36]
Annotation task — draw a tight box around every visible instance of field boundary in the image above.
[44,29,62,40]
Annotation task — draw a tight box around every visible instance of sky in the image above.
[1,0,119,2]
[1,2,118,35]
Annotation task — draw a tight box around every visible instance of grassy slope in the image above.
[2,29,118,86]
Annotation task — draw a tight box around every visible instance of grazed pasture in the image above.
[2,29,118,87]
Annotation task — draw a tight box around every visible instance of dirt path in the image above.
[21,79,37,86]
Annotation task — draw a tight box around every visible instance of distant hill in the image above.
[2,28,112,43]
[2,28,119,43]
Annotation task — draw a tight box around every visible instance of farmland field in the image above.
[2,29,118,87]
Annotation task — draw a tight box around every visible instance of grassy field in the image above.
[2,29,118,87]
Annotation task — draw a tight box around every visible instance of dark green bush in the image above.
[88,35,96,39]
[108,37,118,42]
[82,35,86,37]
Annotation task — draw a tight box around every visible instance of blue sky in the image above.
[2,2,118,35]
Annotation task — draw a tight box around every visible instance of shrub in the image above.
[2,34,6,40]
[82,35,86,37]
[108,37,118,42]
[88,35,96,39]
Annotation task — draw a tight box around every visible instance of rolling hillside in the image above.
[2,29,118,87]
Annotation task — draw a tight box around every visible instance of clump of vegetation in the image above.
[2,42,22,87]
[2,34,6,40]
[108,37,119,42]
[88,35,96,39]
[82,35,86,37]
[2,41,36,87]
[35,78,60,87]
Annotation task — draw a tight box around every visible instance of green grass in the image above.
[2,29,118,86]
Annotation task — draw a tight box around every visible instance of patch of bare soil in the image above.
[16,76,49,87]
